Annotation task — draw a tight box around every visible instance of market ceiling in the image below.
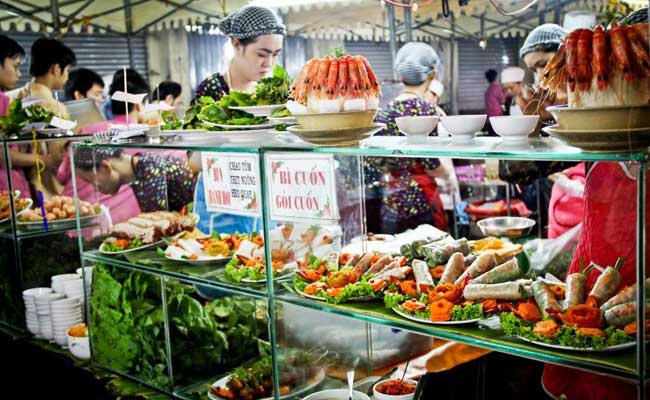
[0,0,640,40]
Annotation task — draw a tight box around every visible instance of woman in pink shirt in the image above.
[484,69,505,117]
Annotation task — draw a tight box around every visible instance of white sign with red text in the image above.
[201,152,261,217]
[266,153,339,223]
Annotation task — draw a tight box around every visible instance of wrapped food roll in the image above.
[454,252,497,285]
[469,259,520,285]
[601,278,650,311]
[532,280,561,318]
[464,253,477,266]
[439,252,465,285]
[565,272,587,308]
[604,302,650,327]
[412,259,434,293]
[365,255,392,275]
[424,238,470,266]
[354,253,375,272]
[589,259,624,305]
[463,281,526,301]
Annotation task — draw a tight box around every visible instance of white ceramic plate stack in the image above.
[63,279,86,310]
[76,267,93,301]
[50,297,83,347]
[51,273,80,294]
[34,292,65,340]
[23,287,52,336]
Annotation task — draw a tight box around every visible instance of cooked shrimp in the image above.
[360,56,381,92]
[592,25,609,90]
[609,22,634,81]
[338,55,349,97]
[565,29,580,92]
[314,57,331,92]
[542,44,566,91]
[290,59,311,100]
[630,23,649,49]
[625,26,650,77]
[576,29,593,90]
[325,58,339,99]
[355,56,372,94]
[347,56,362,98]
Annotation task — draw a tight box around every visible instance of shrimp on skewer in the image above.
[576,29,593,90]
[325,58,339,99]
[592,25,609,90]
[609,22,634,81]
[355,56,372,95]
[347,56,362,98]
[625,26,650,78]
[338,56,349,97]
[565,29,580,92]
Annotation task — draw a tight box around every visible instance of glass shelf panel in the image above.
[274,292,639,381]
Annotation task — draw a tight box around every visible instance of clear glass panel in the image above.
[167,281,269,398]
[88,261,172,390]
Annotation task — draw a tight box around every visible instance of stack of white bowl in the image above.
[76,267,93,302]
[23,288,53,336]
[51,273,80,294]
[50,297,83,347]
[63,278,85,306]
[34,292,65,340]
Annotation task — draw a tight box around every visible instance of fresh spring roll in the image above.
[463,281,526,301]
[345,253,362,266]
[532,280,562,318]
[439,252,465,284]
[601,278,650,311]
[425,238,470,266]
[604,302,650,327]
[469,258,520,285]
[365,255,392,275]
[412,259,434,293]
[565,272,587,309]
[464,253,477,266]
[354,253,375,273]
[589,262,623,305]
[454,252,497,285]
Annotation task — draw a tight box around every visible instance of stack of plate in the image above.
[50,297,83,347]
[545,104,650,152]
[77,267,93,310]
[288,111,383,147]
[51,274,80,293]
[34,292,65,340]
[23,288,52,336]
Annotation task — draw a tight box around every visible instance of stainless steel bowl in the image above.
[476,217,536,237]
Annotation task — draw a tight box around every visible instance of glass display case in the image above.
[67,137,648,400]
[0,134,90,331]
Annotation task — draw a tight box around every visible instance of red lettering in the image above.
[275,195,292,209]
[294,171,307,185]
[293,196,319,211]
[279,170,291,184]
[309,170,326,186]
[208,190,231,206]
[212,167,223,183]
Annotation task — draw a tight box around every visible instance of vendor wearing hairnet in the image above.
[365,42,448,233]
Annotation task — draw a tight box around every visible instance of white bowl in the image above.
[51,297,80,306]
[303,389,370,400]
[35,292,65,303]
[477,217,536,237]
[439,114,487,139]
[23,288,52,298]
[76,267,93,278]
[67,328,90,360]
[489,115,539,141]
[51,273,80,283]
[373,378,417,400]
[52,314,83,322]
[395,116,438,143]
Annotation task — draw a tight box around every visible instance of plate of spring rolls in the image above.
[292,251,405,304]
[501,258,644,351]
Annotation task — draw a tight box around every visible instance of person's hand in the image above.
[549,172,585,197]
[42,154,60,171]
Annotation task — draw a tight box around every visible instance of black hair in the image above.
[109,68,150,115]
[523,42,561,57]
[74,147,123,171]
[151,81,182,101]
[0,34,25,65]
[64,68,104,101]
[235,37,257,47]
[485,69,498,83]
[29,37,76,77]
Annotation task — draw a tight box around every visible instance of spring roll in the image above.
[439,253,465,284]
[469,259,520,285]
[589,263,622,305]
[354,253,375,272]
[601,279,650,311]
[412,260,434,293]
[345,253,362,266]
[463,281,526,301]
[454,252,497,285]
[464,253,477,266]
[565,272,587,308]
[532,280,562,318]
[365,255,392,275]
[604,302,650,327]
[424,238,471,266]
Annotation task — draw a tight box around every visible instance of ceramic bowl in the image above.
[439,114,487,139]
[303,389,370,400]
[489,115,539,141]
[395,116,438,143]
[373,378,418,400]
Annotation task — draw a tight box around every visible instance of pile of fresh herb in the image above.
[0,98,55,137]
[252,64,291,105]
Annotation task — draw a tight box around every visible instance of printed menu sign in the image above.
[266,153,339,223]
[201,152,261,217]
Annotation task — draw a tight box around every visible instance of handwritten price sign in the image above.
[201,152,261,217]
[266,153,339,223]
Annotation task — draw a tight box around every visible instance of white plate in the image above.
[269,116,298,125]
[99,240,164,255]
[0,198,33,224]
[165,252,229,266]
[218,129,278,142]
[17,214,99,230]
[160,129,226,143]
[392,307,480,325]
[516,336,636,352]
[229,104,285,117]
[208,368,325,400]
